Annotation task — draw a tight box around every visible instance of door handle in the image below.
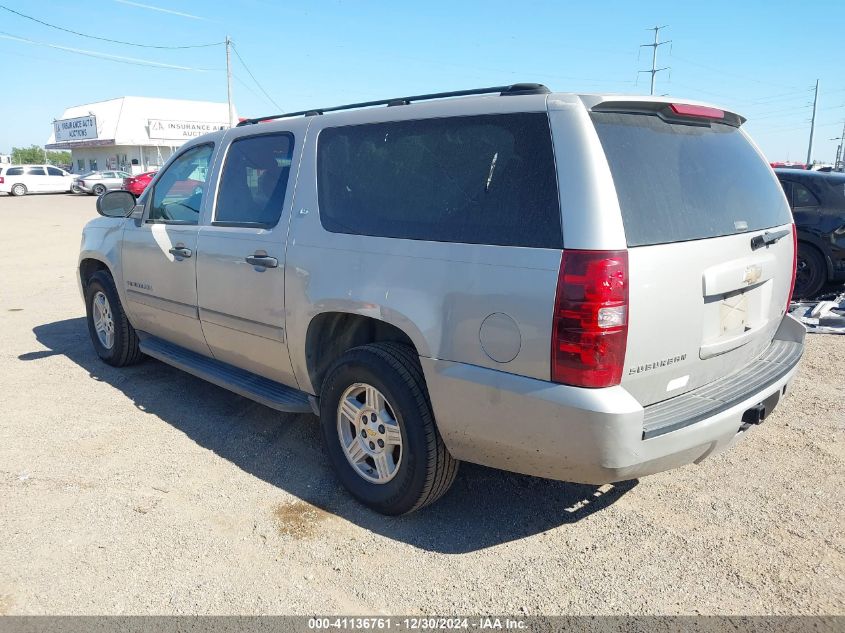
[168,247,192,258]
[246,255,278,268]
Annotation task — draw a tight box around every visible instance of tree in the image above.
[46,150,71,166]
[12,145,45,164]
[10,146,71,166]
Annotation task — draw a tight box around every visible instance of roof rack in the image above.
[236,83,550,126]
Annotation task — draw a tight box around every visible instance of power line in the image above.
[669,52,805,90]
[0,4,223,49]
[0,31,220,70]
[231,43,282,111]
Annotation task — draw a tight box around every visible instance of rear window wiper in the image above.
[750,228,791,250]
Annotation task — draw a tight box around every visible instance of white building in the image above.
[46,96,234,174]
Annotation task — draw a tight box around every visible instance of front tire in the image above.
[794,244,826,299]
[84,270,143,367]
[319,343,458,515]
[10,183,27,196]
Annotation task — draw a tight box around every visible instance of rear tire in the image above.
[84,270,143,367]
[794,243,826,299]
[92,184,107,196]
[319,342,458,515]
[10,183,26,196]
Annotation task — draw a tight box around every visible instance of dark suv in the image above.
[775,168,845,297]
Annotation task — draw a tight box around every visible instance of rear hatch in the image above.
[590,104,795,407]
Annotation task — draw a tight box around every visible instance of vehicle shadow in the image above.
[22,317,638,554]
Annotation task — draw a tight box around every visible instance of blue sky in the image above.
[1,0,843,163]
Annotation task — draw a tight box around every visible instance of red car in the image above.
[122,171,156,197]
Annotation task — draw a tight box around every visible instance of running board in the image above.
[139,337,312,414]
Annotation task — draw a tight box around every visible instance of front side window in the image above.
[215,133,294,227]
[149,144,214,224]
[317,113,562,248]
[47,167,64,176]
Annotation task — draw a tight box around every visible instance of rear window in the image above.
[317,113,561,248]
[591,112,792,247]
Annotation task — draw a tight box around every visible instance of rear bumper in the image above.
[421,313,805,484]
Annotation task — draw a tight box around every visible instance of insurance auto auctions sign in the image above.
[54,116,98,142]
[147,119,229,140]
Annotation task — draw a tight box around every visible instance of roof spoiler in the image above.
[591,100,745,127]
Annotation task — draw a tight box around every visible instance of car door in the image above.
[790,179,822,227]
[45,166,68,192]
[115,171,132,190]
[195,127,302,386]
[120,142,217,356]
[25,166,47,192]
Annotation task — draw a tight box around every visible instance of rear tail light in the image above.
[0,176,4,184]
[552,250,629,388]
[786,225,797,310]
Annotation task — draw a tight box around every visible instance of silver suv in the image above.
[79,84,804,515]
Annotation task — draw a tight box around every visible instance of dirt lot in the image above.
[0,193,843,616]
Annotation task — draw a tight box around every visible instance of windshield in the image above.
[591,112,792,247]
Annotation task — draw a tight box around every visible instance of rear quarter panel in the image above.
[283,95,562,395]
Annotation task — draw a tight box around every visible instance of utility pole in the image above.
[806,79,819,167]
[639,25,671,96]
[834,120,845,171]
[225,35,235,128]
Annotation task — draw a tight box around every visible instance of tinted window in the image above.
[26,167,45,176]
[47,167,64,176]
[778,179,792,204]
[6,167,23,176]
[317,113,561,248]
[592,112,792,247]
[149,144,213,224]
[792,182,820,207]
[215,133,293,226]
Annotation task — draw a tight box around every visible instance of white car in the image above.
[0,164,77,196]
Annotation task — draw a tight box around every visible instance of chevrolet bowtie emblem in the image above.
[743,264,762,285]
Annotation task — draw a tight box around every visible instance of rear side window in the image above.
[26,167,45,176]
[592,112,792,247]
[792,182,820,208]
[6,167,23,176]
[215,133,294,227]
[317,113,561,248]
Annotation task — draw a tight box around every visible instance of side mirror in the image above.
[96,190,136,218]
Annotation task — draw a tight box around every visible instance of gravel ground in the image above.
[0,194,843,616]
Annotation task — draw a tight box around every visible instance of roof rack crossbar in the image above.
[236,83,549,126]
